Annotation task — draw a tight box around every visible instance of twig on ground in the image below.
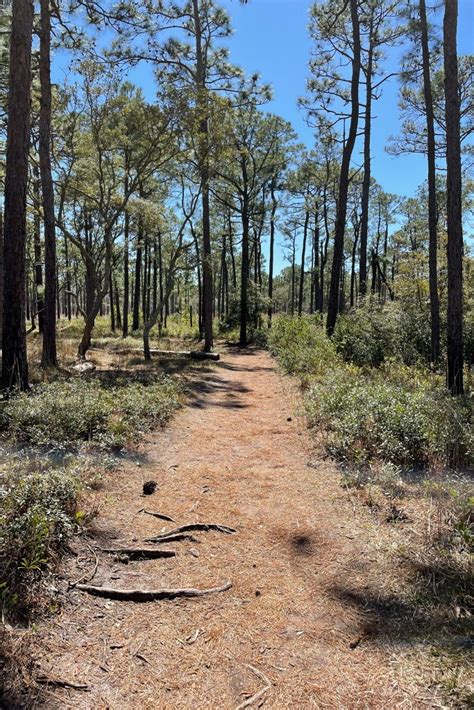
[145,523,236,543]
[35,676,90,691]
[144,533,200,544]
[100,548,176,560]
[68,542,99,589]
[139,509,176,523]
[236,664,271,710]
[75,581,232,602]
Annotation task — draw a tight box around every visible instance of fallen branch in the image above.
[145,523,236,543]
[36,676,90,691]
[144,533,200,544]
[75,581,232,602]
[236,664,271,710]
[91,346,219,361]
[139,509,176,523]
[100,548,176,560]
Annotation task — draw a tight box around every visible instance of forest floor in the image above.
[3,346,454,708]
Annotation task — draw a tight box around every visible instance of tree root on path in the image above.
[35,676,90,691]
[145,523,236,543]
[236,664,271,710]
[144,533,200,543]
[100,548,176,560]
[139,509,176,523]
[75,581,232,602]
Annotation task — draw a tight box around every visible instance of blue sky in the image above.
[218,0,473,197]
[54,0,473,273]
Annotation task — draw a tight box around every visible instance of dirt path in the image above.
[27,348,421,709]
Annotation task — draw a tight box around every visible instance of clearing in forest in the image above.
[6,348,441,708]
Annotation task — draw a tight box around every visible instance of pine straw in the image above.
[2,347,459,708]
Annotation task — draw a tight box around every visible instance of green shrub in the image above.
[0,464,79,616]
[0,375,181,449]
[305,368,472,467]
[268,315,338,378]
[332,302,432,367]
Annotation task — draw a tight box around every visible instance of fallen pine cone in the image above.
[143,480,157,495]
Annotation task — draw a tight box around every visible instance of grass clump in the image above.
[0,464,80,617]
[0,374,181,450]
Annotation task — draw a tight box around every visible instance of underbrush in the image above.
[269,315,472,469]
[0,463,80,618]
[0,374,181,450]
[269,314,473,704]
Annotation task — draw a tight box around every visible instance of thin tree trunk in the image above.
[327,0,361,336]
[33,174,44,333]
[419,0,440,363]
[132,221,142,331]
[298,210,309,316]
[240,191,250,346]
[267,181,277,327]
[359,22,373,298]
[39,0,57,367]
[443,0,464,394]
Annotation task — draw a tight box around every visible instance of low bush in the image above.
[0,464,80,617]
[305,367,472,468]
[0,375,181,450]
[268,315,338,378]
[332,301,432,367]
[269,314,472,469]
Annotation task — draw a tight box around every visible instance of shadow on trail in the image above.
[186,372,252,410]
[330,552,473,649]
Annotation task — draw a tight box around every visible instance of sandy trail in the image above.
[28,347,416,709]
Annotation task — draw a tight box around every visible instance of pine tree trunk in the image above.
[2,0,33,391]
[267,181,277,327]
[326,0,361,336]
[443,0,464,394]
[419,0,440,363]
[359,26,373,298]
[39,0,57,367]
[298,210,309,316]
[132,222,142,331]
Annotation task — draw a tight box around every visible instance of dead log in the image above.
[89,346,219,361]
[75,581,232,602]
[145,523,236,543]
[100,548,176,560]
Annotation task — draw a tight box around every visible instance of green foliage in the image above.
[0,375,181,449]
[332,301,432,367]
[269,314,472,469]
[305,367,472,467]
[268,315,338,377]
[0,465,79,616]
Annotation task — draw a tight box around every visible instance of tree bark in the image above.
[419,0,440,364]
[359,26,373,298]
[267,181,277,327]
[192,0,213,351]
[298,210,309,316]
[2,0,34,391]
[326,0,361,336]
[443,0,464,394]
[239,189,250,346]
[132,220,142,331]
[39,0,57,367]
